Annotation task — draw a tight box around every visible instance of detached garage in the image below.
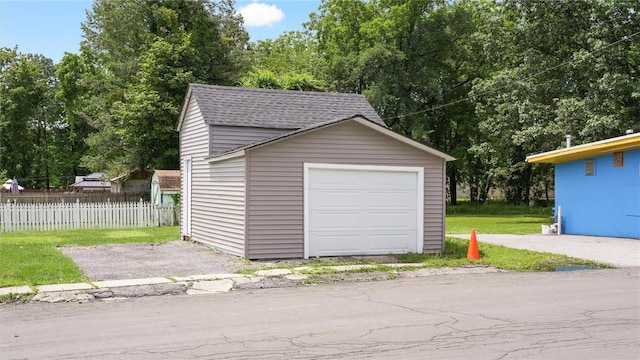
[178,84,455,259]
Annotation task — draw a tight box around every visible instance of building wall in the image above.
[245,121,447,259]
[555,148,640,239]
[180,98,246,256]
[210,126,291,155]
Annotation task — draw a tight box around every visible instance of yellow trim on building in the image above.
[526,133,640,164]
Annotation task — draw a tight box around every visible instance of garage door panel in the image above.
[311,234,360,255]
[310,190,359,209]
[368,211,417,228]
[310,212,360,230]
[309,169,359,188]
[368,191,417,209]
[367,171,417,189]
[307,166,422,258]
[368,232,416,252]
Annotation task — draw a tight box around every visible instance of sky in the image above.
[0,0,321,63]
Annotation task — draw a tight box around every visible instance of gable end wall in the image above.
[210,126,292,155]
[245,121,446,259]
[180,98,246,256]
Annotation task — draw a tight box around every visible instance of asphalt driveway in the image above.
[448,233,640,267]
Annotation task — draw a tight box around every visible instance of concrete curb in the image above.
[1,263,498,304]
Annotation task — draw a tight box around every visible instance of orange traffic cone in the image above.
[467,228,480,260]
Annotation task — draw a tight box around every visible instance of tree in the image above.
[0,47,60,189]
[310,0,488,204]
[471,0,640,204]
[55,52,94,180]
[79,0,249,175]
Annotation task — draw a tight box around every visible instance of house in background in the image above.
[151,170,180,206]
[177,84,454,259]
[110,169,154,194]
[69,173,111,192]
[526,132,640,239]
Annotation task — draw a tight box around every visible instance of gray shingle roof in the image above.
[188,84,386,129]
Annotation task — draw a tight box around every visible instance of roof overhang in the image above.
[351,117,455,161]
[176,86,193,132]
[207,150,245,164]
[526,133,640,164]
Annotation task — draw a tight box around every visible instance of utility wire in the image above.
[382,30,640,121]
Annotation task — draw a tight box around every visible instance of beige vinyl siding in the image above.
[245,121,445,259]
[198,157,246,256]
[210,126,292,155]
[180,98,246,257]
[179,98,205,239]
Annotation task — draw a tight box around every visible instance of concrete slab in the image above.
[328,264,377,272]
[32,291,94,303]
[448,233,640,267]
[256,269,292,276]
[386,263,424,268]
[293,266,313,272]
[285,274,308,281]
[38,283,94,293]
[231,276,262,285]
[173,273,244,281]
[0,286,33,296]
[187,279,234,295]
[93,277,172,288]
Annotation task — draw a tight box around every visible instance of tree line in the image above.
[0,0,637,204]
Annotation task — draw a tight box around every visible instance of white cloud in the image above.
[237,2,285,27]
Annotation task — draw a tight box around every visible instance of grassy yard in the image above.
[446,203,554,234]
[0,205,609,289]
[396,238,607,271]
[0,226,179,288]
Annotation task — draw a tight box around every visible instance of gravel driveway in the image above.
[60,241,250,281]
[60,241,402,281]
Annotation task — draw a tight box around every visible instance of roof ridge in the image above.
[188,83,366,98]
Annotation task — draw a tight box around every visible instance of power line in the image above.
[382,30,640,121]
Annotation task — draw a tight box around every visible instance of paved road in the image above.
[2,269,638,359]
[449,233,640,267]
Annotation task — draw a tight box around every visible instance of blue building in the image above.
[527,133,640,239]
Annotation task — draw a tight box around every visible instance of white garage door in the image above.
[304,164,423,258]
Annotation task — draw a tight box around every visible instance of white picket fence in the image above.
[0,199,175,232]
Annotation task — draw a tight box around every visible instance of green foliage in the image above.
[0,47,65,189]
[240,68,326,91]
[446,201,553,215]
[2,0,638,201]
[0,226,179,287]
[471,0,640,204]
[79,0,249,175]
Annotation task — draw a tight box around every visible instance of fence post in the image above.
[74,199,80,230]
[3,200,11,232]
[138,198,144,228]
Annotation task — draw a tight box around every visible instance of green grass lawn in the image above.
[0,226,179,288]
[446,203,554,234]
[397,237,608,271]
[446,214,552,234]
[0,206,609,290]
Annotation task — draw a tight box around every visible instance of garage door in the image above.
[304,164,423,258]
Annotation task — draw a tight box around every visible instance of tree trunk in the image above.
[449,166,458,206]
